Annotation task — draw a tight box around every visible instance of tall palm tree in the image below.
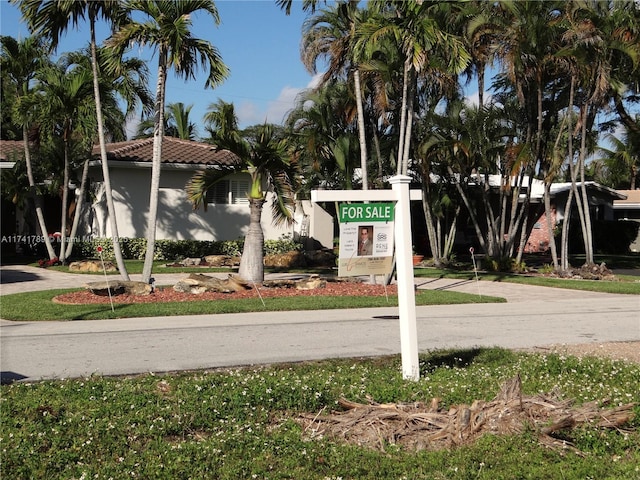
[361,0,471,176]
[561,0,640,265]
[108,0,229,284]
[34,59,102,263]
[188,101,299,283]
[302,1,370,189]
[0,35,57,259]
[56,48,144,259]
[18,0,138,279]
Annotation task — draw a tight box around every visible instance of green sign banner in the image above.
[338,203,394,223]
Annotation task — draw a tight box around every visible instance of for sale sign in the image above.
[337,203,395,277]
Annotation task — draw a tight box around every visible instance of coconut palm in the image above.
[107,0,229,284]
[18,0,139,279]
[58,48,148,259]
[188,101,299,283]
[0,35,57,259]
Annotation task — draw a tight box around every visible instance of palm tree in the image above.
[597,130,640,190]
[18,0,138,279]
[187,101,299,283]
[0,35,57,259]
[286,81,361,191]
[34,58,103,263]
[276,0,322,15]
[135,102,196,140]
[361,0,471,176]
[302,1,370,189]
[107,0,229,284]
[561,0,640,265]
[57,48,144,259]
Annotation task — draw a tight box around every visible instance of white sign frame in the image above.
[311,175,422,380]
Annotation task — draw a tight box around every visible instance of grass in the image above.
[1,348,638,479]
[0,288,504,321]
[414,268,640,295]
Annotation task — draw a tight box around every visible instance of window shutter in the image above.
[230,179,249,205]
[206,181,229,205]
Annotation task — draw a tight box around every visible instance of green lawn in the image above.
[0,288,504,321]
[1,348,638,479]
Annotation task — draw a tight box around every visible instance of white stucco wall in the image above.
[85,164,333,247]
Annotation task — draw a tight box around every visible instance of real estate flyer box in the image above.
[337,202,395,277]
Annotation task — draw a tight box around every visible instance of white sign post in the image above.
[311,175,421,380]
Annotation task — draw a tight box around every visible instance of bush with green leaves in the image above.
[73,235,302,261]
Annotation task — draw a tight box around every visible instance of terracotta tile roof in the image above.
[91,137,241,167]
[0,140,24,162]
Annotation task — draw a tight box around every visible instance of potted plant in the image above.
[412,246,424,266]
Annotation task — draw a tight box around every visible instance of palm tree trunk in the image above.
[65,158,90,259]
[22,126,56,259]
[421,187,441,266]
[239,198,265,283]
[401,68,415,176]
[58,141,70,263]
[141,53,168,284]
[354,68,368,190]
[578,106,594,265]
[90,21,130,280]
[396,60,411,175]
[542,182,558,269]
[561,77,577,271]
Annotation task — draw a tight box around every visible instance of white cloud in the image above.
[238,74,323,128]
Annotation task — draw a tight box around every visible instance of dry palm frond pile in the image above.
[298,375,636,454]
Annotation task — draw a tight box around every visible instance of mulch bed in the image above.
[53,282,398,305]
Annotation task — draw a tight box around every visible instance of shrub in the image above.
[72,236,303,261]
[482,256,527,273]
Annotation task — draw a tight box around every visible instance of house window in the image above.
[206,179,249,205]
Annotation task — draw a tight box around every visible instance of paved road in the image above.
[1,265,639,383]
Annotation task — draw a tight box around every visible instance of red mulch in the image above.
[53,282,398,305]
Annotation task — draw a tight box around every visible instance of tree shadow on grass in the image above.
[419,348,485,375]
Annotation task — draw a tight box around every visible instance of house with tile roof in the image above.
[85,137,333,248]
[0,137,334,254]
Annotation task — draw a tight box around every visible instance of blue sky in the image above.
[0,0,322,136]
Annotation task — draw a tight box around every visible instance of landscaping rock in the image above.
[202,255,240,267]
[177,257,202,266]
[264,251,307,268]
[85,280,152,296]
[173,273,250,294]
[304,249,337,267]
[69,260,116,273]
[262,275,327,290]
